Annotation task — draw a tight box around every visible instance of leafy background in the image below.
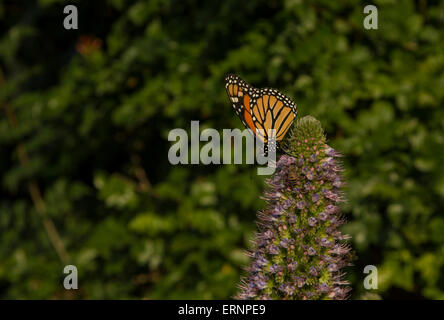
[1,0,444,299]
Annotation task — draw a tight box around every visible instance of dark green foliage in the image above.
[1,0,444,299]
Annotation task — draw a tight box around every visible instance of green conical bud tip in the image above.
[283,116,326,158]
[293,116,325,142]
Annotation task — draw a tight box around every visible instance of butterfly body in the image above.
[225,74,297,154]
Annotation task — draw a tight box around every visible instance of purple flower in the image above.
[256,236,268,248]
[308,217,317,227]
[272,205,284,216]
[319,211,328,221]
[272,175,282,185]
[329,216,339,225]
[280,238,290,249]
[310,154,317,163]
[296,201,307,209]
[325,147,335,156]
[325,147,341,158]
[282,199,293,209]
[309,266,319,276]
[320,237,331,247]
[333,179,342,188]
[321,157,334,170]
[279,283,295,295]
[250,261,263,272]
[244,287,257,298]
[328,264,338,272]
[267,245,280,255]
[288,213,297,224]
[297,158,304,167]
[237,117,351,300]
[325,191,339,201]
[325,204,337,214]
[304,292,315,299]
[312,193,320,202]
[252,274,268,290]
[263,230,274,240]
[287,261,298,272]
[268,264,284,273]
[255,279,267,290]
[294,276,306,288]
[255,255,268,266]
[318,283,330,293]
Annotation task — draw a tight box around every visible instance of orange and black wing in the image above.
[225,74,297,153]
[225,74,257,133]
[249,87,297,145]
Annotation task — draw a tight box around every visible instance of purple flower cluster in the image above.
[236,117,352,300]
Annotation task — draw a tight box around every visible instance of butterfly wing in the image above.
[250,87,297,145]
[225,74,256,132]
[225,74,297,153]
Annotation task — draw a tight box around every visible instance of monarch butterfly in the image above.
[225,74,297,155]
